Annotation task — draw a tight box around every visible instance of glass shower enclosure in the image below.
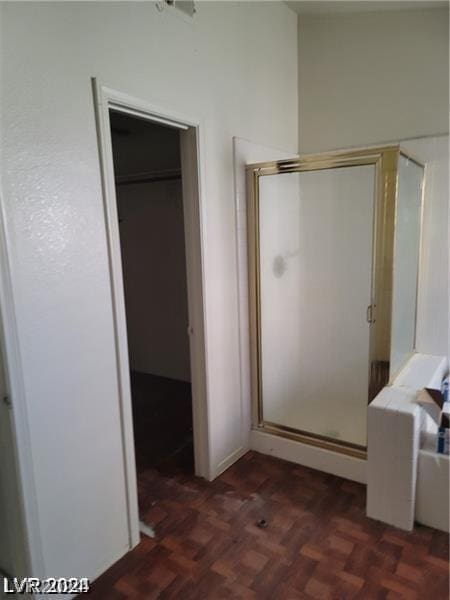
[246,146,424,457]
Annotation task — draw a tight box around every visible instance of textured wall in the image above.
[0,0,298,581]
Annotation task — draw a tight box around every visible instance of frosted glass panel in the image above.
[258,166,375,447]
[391,157,423,375]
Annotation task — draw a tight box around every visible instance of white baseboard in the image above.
[250,429,366,484]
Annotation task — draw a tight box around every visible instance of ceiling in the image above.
[286,1,448,15]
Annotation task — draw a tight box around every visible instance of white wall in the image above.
[0,0,298,583]
[298,8,449,152]
[117,179,191,382]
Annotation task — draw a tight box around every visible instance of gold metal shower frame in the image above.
[246,145,425,459]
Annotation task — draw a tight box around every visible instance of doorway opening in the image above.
[109,110,194,489]
[94,83,210,545]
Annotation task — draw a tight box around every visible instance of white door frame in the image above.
[92,80,211,548]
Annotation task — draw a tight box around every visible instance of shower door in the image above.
[247,147,404,455]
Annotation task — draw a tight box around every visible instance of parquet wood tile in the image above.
[84,451,449,599]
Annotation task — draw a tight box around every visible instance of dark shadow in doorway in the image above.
[130,371,194,480]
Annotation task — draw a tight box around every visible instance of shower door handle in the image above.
[366,304,376,324]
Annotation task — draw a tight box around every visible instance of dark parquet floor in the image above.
[85,449,449,599]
